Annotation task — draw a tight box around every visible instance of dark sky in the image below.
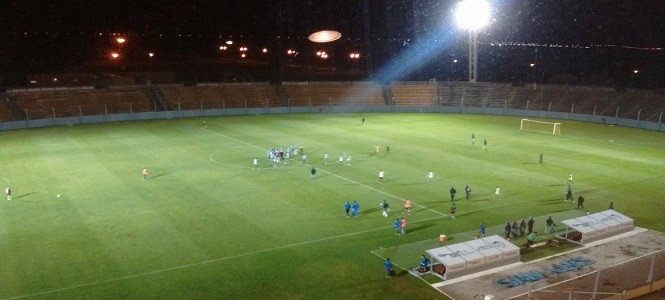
[0,0,664,86]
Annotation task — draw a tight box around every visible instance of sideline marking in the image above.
[6,215,446,300]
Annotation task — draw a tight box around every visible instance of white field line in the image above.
[202,127,447,217]
[5,215,446,300]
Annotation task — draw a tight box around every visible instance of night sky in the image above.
[1,0,663,87]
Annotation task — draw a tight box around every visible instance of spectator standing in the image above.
[527,217,535,234]
[465,185,471,200]
[504,222,512,239]
[450,187,457,201]
[545,216,556,234]
[527,231,538,247]
[609,202,615,210]
[511,221,519,238]
[519,219,526,237]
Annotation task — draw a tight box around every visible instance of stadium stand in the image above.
[390,82,437,106]
[2,82,664,126]
[160,84,281,110]
[283,82,385,107]
[10,87,153,119]
[0,95,16,121]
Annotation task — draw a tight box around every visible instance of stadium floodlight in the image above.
[308,30,342,43]
[455,0,490,83]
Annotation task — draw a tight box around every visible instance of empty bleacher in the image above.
[1,95,17,121]
[283,82,385,107]
[390,83,436,106]
[160,84,281,110]
[10,87,152,120]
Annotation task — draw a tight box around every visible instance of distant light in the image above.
[349,52,360,59]
[148,52,154,58]
[633,70,639,74]
[308,30,342,43]
[219,45,228,50]
[530,63,535,67]
[455,0,490,30]
[116,37,126,44]
[262,48,268,53]
[239,47,248,52]
[241,53,246,58]
[287,49,297,55]
[30,80,37,84]
[453,59,458,63]
[111,52,120,59]
[226,40,233,45]
[53,78,58,82]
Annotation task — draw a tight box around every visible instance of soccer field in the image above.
[1,113,664,299]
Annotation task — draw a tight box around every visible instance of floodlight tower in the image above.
[455,0,490,83]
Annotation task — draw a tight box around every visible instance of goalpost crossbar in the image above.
[520,119,561,135]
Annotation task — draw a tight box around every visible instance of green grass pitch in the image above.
[0,113,664,299]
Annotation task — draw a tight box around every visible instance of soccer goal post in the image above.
[520,119,561,135]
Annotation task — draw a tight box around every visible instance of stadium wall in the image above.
[0,105,663,132]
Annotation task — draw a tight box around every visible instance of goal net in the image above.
[520,119,561,135]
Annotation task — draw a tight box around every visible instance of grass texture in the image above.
[0,113,663,299]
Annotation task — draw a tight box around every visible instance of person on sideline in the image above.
[384,258,393,278]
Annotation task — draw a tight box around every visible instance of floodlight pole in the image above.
[468,29,479,83]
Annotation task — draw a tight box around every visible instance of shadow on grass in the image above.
[15,192,38,199]
[363,207,380,214]
[150,173,168,179]
[409,222,436,233]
